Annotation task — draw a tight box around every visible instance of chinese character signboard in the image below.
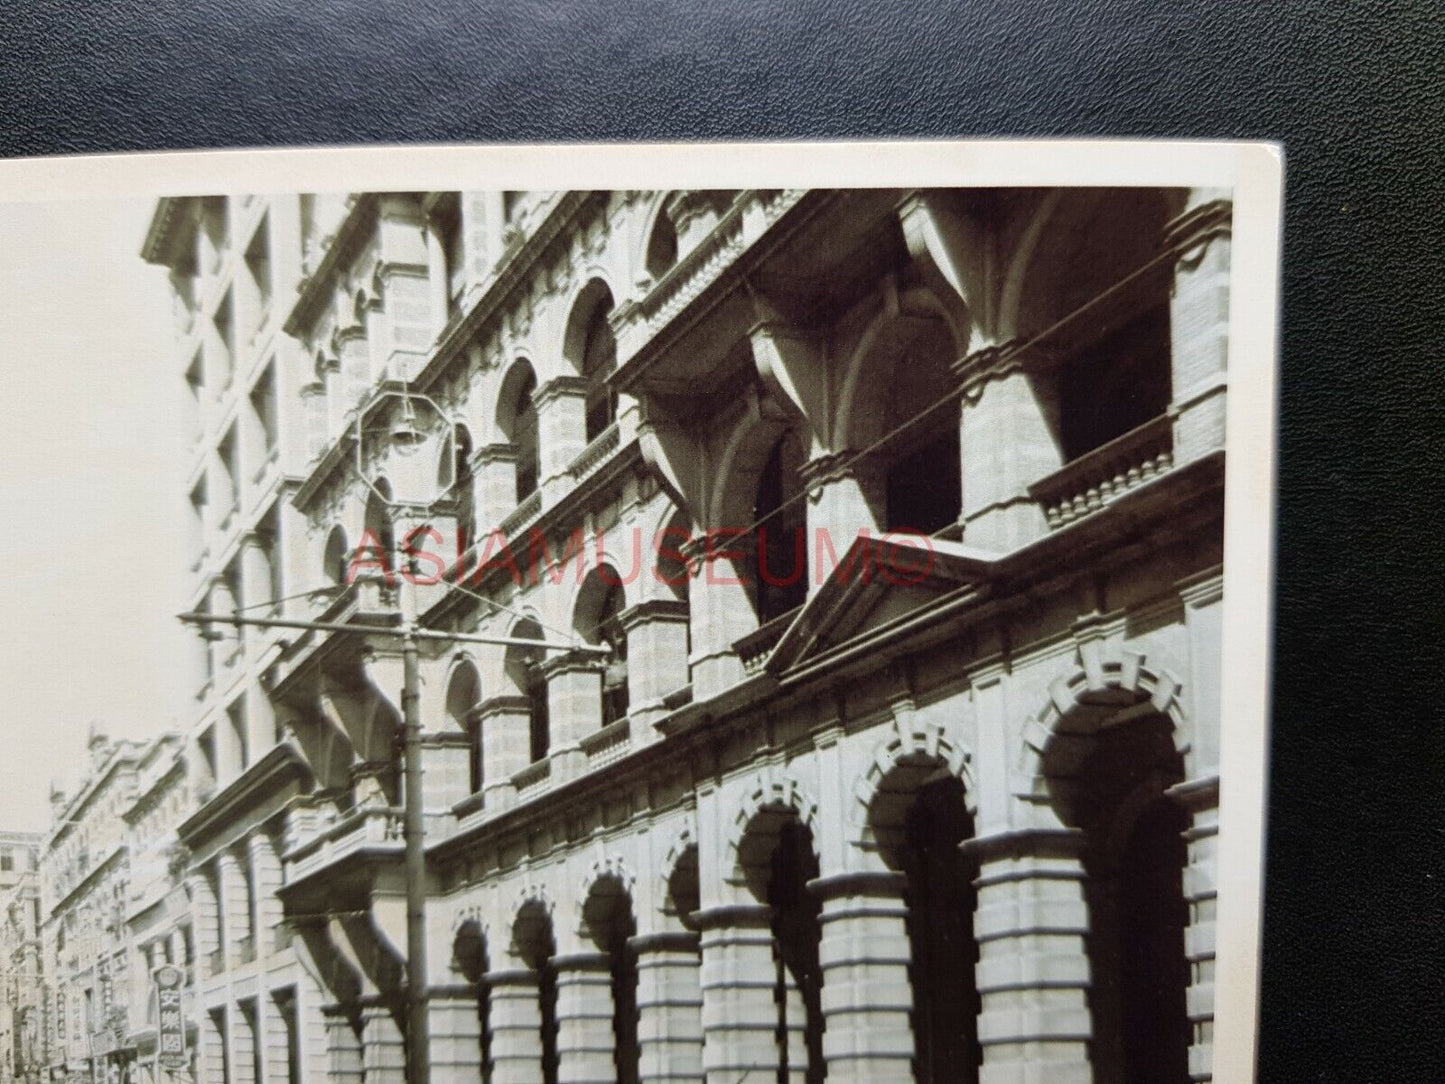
[152,966,186,1070]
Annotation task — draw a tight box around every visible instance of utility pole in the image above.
[397,568,428,1084]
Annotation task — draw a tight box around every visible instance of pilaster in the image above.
[800,451,885,594]
[486,968,548,1084]
[427,985,485,1084]
[963,827,1094,1084]
[216,850,253,968]
[475,694,533,810]
[618,600,690,739]
[1170,776,1220,1083]
[695,904,779,1084]
[552,953,618,1084]
[541,651,604,780]
[247,833,284,958]
[954,345,1060,552]
[631,932,703,1084]
[535,376,590,502]
[810,871,915,1082]
[357,1001,405,1084]
[682,540,752,700]
[1166,191,1232,465]
[321,1006,363,1084]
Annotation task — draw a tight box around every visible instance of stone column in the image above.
[216,850,253,969]
[229,1004,258,1084]
[553,953,617,1084]
[1170,777,1220,1083]
[321,1006,363,1084]
[541,651,603,781]
[485,968,547,1084]
[696,904,780,1084]
[474,694,532,809]
[631,932,703,1084]
[200,1009,227,1084]
[428,985,485,1084]
[1166,191,1232,465]
[535,376,590,503]
[684,542,754,701]
[247,833,285,958]
[357,1001,405,1084]
[964,827,1093,1084]
[186,869,221,978]
[800,452,886,591]
[954,347,1062,551]
[811,872,915,1082]
[261,995,290,1084]
[618,601,690,739]
[473,444,520,537]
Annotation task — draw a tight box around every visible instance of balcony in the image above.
[511,759,552,801]
[498,489,542,540]
[285,806,404,883]
[1029,415,1175,530]
[567,423,620,485]
[580,719,631,770]
[734,605,802,675]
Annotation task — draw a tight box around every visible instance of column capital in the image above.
[533,373,590,409]
[1166,774,1220,813]
[806,869,907,903]
[958,825,1088,862]
[691,903,773,931]
[550,951,612,973]
[538,648,606,680]
[617,598,689,632]
[480,967,540,989]
[471,693,532,722]
[627,930,700,955]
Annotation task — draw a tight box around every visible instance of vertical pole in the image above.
[401,569,430,1084]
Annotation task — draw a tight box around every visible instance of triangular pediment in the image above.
[766,535,998,675]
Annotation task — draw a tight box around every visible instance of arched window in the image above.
[581,876,640,1083]
[506,619,549,763]
[751,429,808,624]
[499,362,540,503]
[323,525,349,585]
[581,299,618,442]
[447,425,476,554]
[575,568,629,727]
[445,661,483,794]
[1014,189,1180,463]
[645,211,678,280]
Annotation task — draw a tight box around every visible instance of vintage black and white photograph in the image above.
[0,142,1281,1084]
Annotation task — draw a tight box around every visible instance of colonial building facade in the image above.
[142,184,1230,1084]
[1,831,42,1084]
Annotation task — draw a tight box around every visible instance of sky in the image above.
[0,198,190,831]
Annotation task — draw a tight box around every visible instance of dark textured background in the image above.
[3,1,1442,1076]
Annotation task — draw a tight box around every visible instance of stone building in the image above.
[120,736,197,1084]
[144,184,1230,1083]
[0,832,43,1084]
[39,729,146,1084]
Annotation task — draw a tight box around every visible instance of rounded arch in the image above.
[495,357,539,442]
[725,772,821,894]
[575,856,638,944]
[450,916,489,983]
[835,286,962,448]
[654,819,699,922]
[851,715,977,861]
[647,503,693,604]
[559,275,620,372]
[708,385,801,531]
[570,560,632,643]
[508,884,557,965]
[1016,647,1187,795]
[322,524,349,585]
[444,656,482,728]
[631,191,676,281]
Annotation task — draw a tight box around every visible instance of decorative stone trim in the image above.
[851,713,977,834]
[1015,645,1187,799]
[723,771,821,887]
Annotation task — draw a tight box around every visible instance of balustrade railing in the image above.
[1029,415,1175,529]
[734,605,802,675]
[580,719,631,769]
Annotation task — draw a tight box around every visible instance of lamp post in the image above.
[180,387,607,1084]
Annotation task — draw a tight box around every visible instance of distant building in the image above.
[144,184,1231,1084]
[0,832,42,1084]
